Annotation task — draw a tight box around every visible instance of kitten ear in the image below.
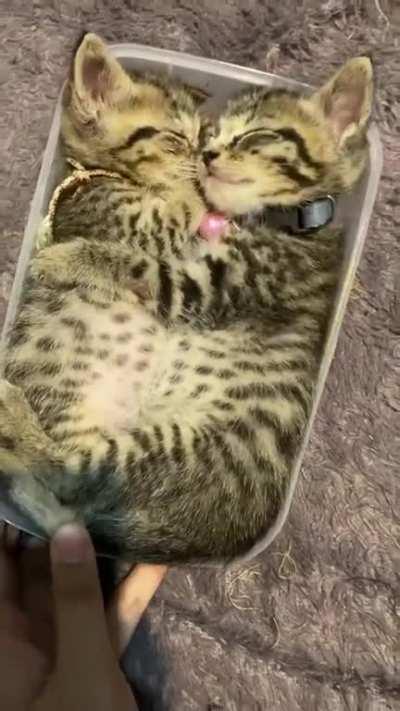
[71,33,133,111]
[311,57,373,145]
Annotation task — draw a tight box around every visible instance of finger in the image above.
[19,542,54,659]
[2,521,23,553]
[107,564,167,657]
[0,522,20,604]
[50,524,115,673]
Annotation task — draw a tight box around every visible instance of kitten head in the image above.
[62,34,202,187]
[203,58,373,215]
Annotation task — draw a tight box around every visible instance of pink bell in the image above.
[198,212,230,242]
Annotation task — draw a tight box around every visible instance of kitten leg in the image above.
[0,379,75,534]
[34,217,53,251]
[0,380,62,477]
[29,237,252,322]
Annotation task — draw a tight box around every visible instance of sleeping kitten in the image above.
[0,34,372,562]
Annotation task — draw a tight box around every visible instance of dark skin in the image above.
[0,522,166,711]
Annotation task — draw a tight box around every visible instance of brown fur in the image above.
[0,36,372,568]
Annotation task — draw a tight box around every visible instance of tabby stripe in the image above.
[52,427,101,441]
[204,256,227,299]
[212,400,234,411]
[226,382,310,411]
[110,197,135,211]
[134,237,146,258]
[275,128,323,170]
[8,329,29,347]
[153,425,165,457]
[54,390,82,403]
[0,434,15,450]
[262,358,309,373]
[227,418,256,443]
[227,238,260,271]
[182,273,203,314]
[191,384,209,398]
[266,342,313,355]
[169,235,181,259]
[51,413,76,426]
[272,158,317,188]
[200,349,226,360]
[157,262,173,318]
[285,282,333,302]
[129,212,140,233]
[97,438,119,475]
[130,259,148,280]
[5,361,32,380]
[217,369,236,379]
[153,233,165,256]
[118,126,160,150]
[130,429,152,452]
[36,336,60,352]
[79,449,92,474]
[125,450,136,473]
[209,430,248,479]
[280,382,311,414]
[249,406,300,463]
[229,240,267,306]
[124,155,161,173]
[231,346,265,356]
[234,360,265,374]
[183,204,192,229]
[192,429,215,477]
[171,423,185,465]
[151,208,162,232]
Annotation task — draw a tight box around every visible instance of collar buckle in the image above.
[294,195,335,233]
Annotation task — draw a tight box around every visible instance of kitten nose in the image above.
[203,150,220,166]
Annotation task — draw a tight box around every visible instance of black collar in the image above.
[237,195,336,235]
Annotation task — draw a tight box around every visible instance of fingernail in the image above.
[52,523,92,564]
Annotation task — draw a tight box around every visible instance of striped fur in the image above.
[0,35,373,562]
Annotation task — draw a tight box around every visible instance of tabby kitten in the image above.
[0,35,372,562]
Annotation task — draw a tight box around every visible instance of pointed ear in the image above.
[311,57,373,145]
[71,33,133,113]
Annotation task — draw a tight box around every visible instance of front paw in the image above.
[29,240,89,287]
[34,217,53,252]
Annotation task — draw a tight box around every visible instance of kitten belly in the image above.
[66,300,166,435]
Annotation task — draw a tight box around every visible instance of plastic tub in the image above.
[0,44,383,560]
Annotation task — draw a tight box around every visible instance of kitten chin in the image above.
[204,175,303,215]
[204,176,260,215]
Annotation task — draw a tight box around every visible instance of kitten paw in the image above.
[35,217,53,251]
[30,243,78,286]
[0,379,61,476]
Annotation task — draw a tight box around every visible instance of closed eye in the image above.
[162,130,191,154]
[230,128,279,150]
[116,127,189,153]
[163,130,189,145]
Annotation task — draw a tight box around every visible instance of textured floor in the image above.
[0,1,399,709]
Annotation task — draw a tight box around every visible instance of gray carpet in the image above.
[0,1,399,709]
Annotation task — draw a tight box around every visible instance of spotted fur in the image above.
[0,35,373,562]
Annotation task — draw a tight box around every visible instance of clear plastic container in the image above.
[0,44,383,560]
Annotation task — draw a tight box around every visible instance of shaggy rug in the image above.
[0,1,399,709]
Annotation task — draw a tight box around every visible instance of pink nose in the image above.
[198,212,230,242]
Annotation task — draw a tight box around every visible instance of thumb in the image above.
[50,524,114,672]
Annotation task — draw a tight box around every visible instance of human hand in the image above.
[0,522,166,711]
